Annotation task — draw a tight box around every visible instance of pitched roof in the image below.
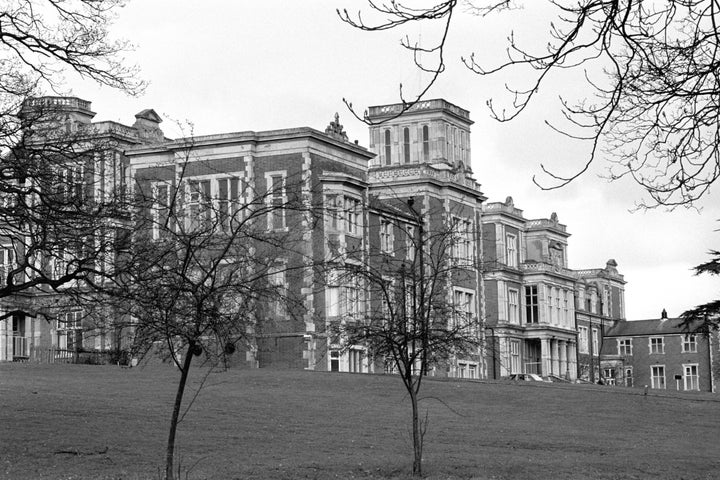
[604,317,705,337]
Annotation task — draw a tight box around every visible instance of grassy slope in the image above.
[0,363,718,480]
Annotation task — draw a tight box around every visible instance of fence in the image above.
[26,346,123,365]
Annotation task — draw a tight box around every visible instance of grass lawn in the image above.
[0,363,718,480]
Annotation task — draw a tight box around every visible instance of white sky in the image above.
[62,1,719,320]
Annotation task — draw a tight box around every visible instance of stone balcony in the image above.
[367,99,471,122]
[369,164,480,191]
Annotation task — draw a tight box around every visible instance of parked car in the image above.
[509,373,547,382]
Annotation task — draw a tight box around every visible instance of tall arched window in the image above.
[422,125,429,162]
[403,127,410,163]
[384,129,392,165]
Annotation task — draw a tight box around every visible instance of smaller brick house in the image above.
[601,311,716,392]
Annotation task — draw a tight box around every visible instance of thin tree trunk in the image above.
[410,388,423,476]
[166,344,194,480]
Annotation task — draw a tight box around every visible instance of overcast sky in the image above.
[63,1,718,320]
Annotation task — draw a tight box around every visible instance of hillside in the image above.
[0,364,718,479]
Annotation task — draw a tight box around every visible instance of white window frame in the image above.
[681,334,697,353]
[452,288,475,332]
[186,178,212,232]
[617,338,632,356]
[507,288,519,325]
[683,363,699,391]
[344,196,362,235]
[602,368,616,386]
[217,176,242,232]
[651,365,666,389]
[505,233,517,268]
[380,219,394,254]
[267,263,287,317]
[0,246,16,287]
[510,340,520,374]
[525,285,539,324]
[649,337,665,354]
[591,328,599,355]
[578,326,589,354]
[151,181,171,240]
[625,367,633,387]
[265,171,287,231]
[56,310,83,351]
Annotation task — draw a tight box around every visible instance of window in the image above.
[524,285,539,324]
[591,328,599,355]
[453,289,475,331]
[603,368,616,386]
[578,326,588,354]
[218,177,241,232]
[577,288,585,311]
[452,217,473,262]
[344,280,362,318]
[590,290,598,314]
[548,287,555,322]
[152,182,171,239]
[57,311,83,352]
[267,264,287,316]
[683,364,699,391]
[618,338,632,356]
[330,350,340,372]
[457,362,478,379]
[380,219,393,253]
[649,337,664,354]
[53,247,67,278]
[345,197,361,235]
[0,246,15,287]
[60,163,85,201]
[507,288,519,324]
[403,127,411,163]
[422,125,429,162]
[188,179,211,231]
[562,291,569,325]
[326,277,362,318]
[556,290,562,324]
[682,334,697,353]
[651,365,666,389]
[510,340,520,374]
[505,233,517,267]
[266,172,286,230]
[602,285,610,316]
[625,367,633,387]
[109,152,128,201]
[405,225,416,261]
[384,129,392,165]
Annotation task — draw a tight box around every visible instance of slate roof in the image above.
[604,317,704,337]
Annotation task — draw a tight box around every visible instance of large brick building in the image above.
[0,97,162,363]
[1,95,646,385]
[601,311,718,392]
[481,196,627,381]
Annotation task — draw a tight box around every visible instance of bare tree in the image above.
[0,0,141,317]
[329,197,482,476]
[77,140,318,480]
[0,0,143,96]
[339,1,720,208]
